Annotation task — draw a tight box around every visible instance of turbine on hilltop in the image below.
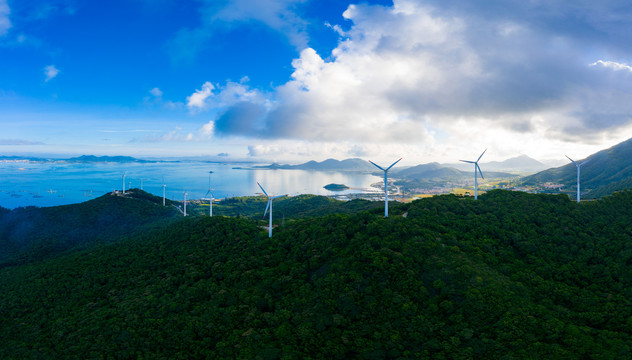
[257,182,287,238]
[368,158,402,217]
[460,149,487,200]
[202,171,214,217]
[566,155,590,203]
[161,177,166,207]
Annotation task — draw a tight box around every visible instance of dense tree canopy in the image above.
[0,190,631,358]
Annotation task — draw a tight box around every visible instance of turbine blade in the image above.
[565,155,578,166]
[204,190,211,197]
[257,182,269,197]
[385,157,403,171]
[476,163,484,179]
[579,159,590,167]
[477,148,487,162]
[263,200,270,218]
[460,160,475,163]
[368,160,385,171]
[272,194,287,199]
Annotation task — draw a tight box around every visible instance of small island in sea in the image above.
[324,183,350,191]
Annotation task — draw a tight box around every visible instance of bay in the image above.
[0,161,382,209]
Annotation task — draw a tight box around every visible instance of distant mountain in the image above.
[521,137,632,197]
[0,155,153,163]
[65,155,150,163]
[393,162,465,180]
[391,162,515,181]
[448,154,546,173]
[260,158,376,172]
[483,155,547,172]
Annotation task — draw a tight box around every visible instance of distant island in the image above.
[324,183,350,191]
[0,155,156,164]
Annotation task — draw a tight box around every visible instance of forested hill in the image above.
[520,137,632,197]
[0,189,180,265]
[1,190,631,358]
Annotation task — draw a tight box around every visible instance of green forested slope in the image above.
[193,194,391,218]
[0,190,631,359]
[520,137,632,197]
[0,189,180,265]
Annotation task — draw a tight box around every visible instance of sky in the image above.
[1,0,632,165]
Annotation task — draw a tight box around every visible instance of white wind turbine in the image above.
[122,172,126,195]
[202,171,214,217]
[460,149,487,200]
[566,155,590,203]
[368,158,402,217]
[162,177,166,206]
[183,192,188,216]
[257,182,287,238]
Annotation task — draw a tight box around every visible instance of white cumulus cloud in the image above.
[187,81,215,110]
[206,0,632,150]
[149,87,163,97]
[590,60,632,72]
[44,65,59,82]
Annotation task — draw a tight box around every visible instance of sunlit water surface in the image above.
[0,161,381,209]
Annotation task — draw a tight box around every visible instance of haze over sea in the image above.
[0,161,381,209]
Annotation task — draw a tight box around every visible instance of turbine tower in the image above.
[566,155,590,203]
[183,192,188,217]
[122,173,126,195]
[202,171,214,217]
[162,177,166,206]
[368,158,402,217]
[257,182,287,238]
[460,149,487,200]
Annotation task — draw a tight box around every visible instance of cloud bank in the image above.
[201,0,632,147]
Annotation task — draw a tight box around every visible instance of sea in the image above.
[0,161,382,210]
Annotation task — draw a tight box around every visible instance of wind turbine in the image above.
[257,182,287,238]
[368,158,402,217]
[162,177,166,206]
[566,155,590,203]
[202,171,214,217]
[122,172,126,195]
[460,149,487,200]
[183,192,188,216]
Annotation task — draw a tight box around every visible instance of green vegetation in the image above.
[0,189,180,265]
[324,183,350,191]
[0,190,631,358]
[188,194,391,219]
[521,137,632,197]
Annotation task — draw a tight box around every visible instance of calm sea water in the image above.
[0,161,382,209]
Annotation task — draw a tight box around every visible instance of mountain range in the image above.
[0,155,152,163]
[521,137,632,198]
[260,155,545,176]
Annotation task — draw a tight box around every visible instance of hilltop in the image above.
[0,189,180,265]
[521,137,632,197]
[0,190,631,358]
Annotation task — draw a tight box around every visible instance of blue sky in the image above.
[1,0,632,164]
